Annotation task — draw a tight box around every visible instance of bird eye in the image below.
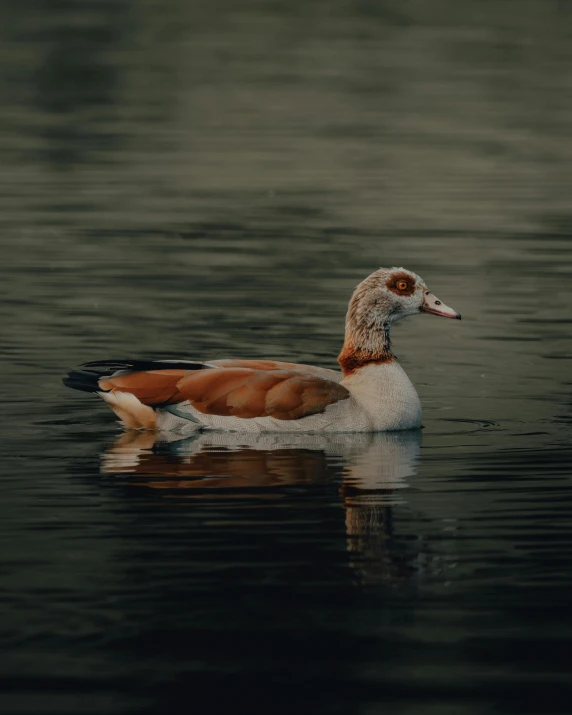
[396,280,409,291]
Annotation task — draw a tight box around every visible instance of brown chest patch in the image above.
[337,345,394,376]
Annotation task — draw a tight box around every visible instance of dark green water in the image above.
[2,2,572,713]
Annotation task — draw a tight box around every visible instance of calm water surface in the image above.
[2,2,572,714]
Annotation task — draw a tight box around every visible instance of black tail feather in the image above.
[62,368,105,393]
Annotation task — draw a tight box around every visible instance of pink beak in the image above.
[421,291,461,320]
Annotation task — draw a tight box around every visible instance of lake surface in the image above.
[2,2,572,714]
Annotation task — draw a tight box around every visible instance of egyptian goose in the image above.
[63,267,460,433]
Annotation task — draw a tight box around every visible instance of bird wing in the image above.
[90,359,348,421]
[210,359,343,382]
[176,367,349,420]
[98,369,190,405]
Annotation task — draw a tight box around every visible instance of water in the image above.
[2,2,572,713]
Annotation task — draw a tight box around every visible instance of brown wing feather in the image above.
[211,359,342,382]
[212,359,300,371]
[99,369,188,405]
[96,362,346,420]
[177,368,349,420]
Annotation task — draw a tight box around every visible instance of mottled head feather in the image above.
[338,267,427,375]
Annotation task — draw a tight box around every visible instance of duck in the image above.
[63,267,461,433]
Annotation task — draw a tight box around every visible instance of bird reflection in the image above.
[101,429,422,583]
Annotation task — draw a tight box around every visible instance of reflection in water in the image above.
[102,429,422,584]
